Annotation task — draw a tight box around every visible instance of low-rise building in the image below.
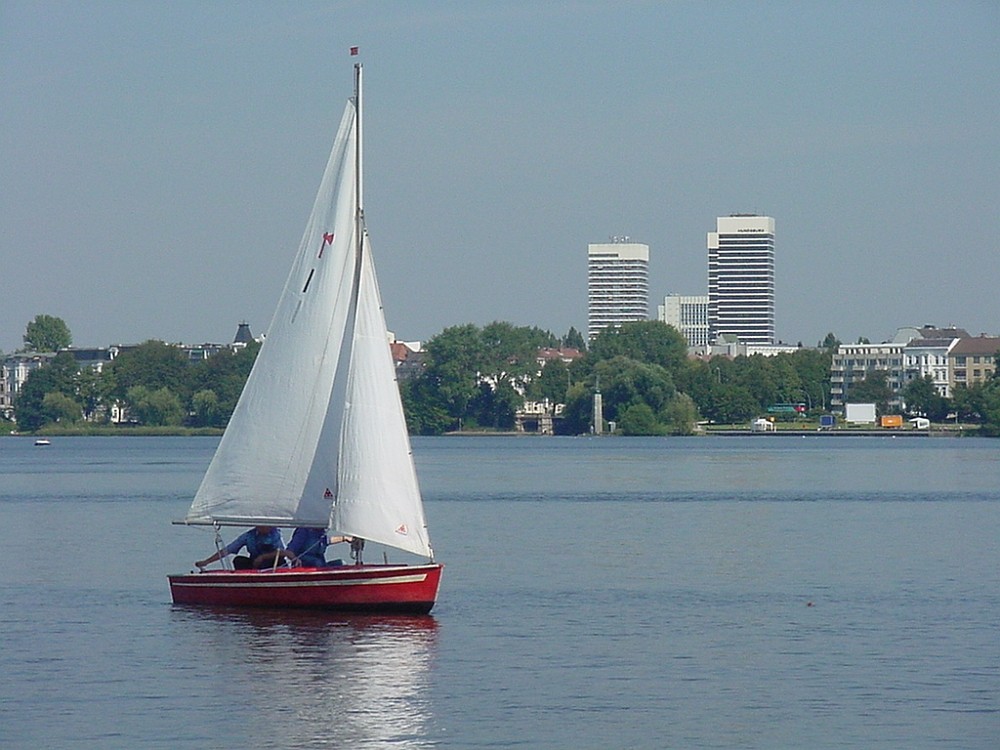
[698,335,800,359]
[391,340,425,381]
[832,325,983,409]
[536,347,582,368]
[903,335,962,397]
[949,335,1000,392]
[830,341,907,410]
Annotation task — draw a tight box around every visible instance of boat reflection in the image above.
[171,607,438,748]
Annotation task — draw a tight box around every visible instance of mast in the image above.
[354,62,363,254]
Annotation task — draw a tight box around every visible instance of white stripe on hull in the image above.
[171,573,428,590]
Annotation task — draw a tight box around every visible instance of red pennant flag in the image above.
[350,46,359,56]
[318,231,334,258]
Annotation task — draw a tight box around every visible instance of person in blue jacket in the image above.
[286,527,352,568]
[195,526,293,570]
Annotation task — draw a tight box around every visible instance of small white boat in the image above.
[33,439,51,446]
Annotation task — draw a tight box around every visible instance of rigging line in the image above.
[212,522,233,572]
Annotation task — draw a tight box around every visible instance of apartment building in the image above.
[587,240,649,340]
[949,335,1000,393]
[830,341,907,410]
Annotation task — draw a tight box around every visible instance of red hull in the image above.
[168,563,443,614]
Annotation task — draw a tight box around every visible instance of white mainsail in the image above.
[183,86,432,560]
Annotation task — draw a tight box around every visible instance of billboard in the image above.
[845,403,877,424]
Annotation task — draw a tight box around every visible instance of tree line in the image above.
[11,338,260,431]
[400,320,835,435]
[401,321,1000,435]
[7,315,1000,435]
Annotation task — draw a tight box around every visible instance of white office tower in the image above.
[587,240,650,340]
[658,294,710,348]
[707,215,775,345]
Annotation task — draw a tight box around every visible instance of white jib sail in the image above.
[330,231,433,559]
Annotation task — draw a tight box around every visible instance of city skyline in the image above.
[3,3,998,353]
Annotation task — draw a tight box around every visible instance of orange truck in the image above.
[880,415,903,428]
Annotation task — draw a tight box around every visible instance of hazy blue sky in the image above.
[3,1,998,353]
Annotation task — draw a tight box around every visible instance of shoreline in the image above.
[4,426,979,438]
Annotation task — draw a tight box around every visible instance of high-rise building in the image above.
[707,215,774,345]
[658,294,710,348]
[587,240,649,340]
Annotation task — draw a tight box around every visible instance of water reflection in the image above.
[171,607,438,748]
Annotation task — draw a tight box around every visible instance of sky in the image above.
[3,1,999,354]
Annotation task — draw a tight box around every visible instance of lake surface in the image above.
[1,435,998,748]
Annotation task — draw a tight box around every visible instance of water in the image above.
[1,435,998,748]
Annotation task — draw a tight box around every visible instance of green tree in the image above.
[109,341,190,402]
[770,355,805,410]
[126,385,185,426]
[979,378,1000,436]
[526,358,571,402]
[902,375,950,421]
[618,402,666,436]
[588,321,687,372]
[556,382,594,435]
[191,389,224,428]
[846,370,895,414]
[662,393,699,435]
[74,366,114,423]
[13,352,79,431]
[706,383,760,424]
[562,326,586,351]
[467,379,521,430]
[479,321,555,387]
[950,384,980,423]
[673,358,731,420]
[42,391,82,424]
[819,332,841,351]
[593,356,676,428]
[23,314,72,352]
[418,322,556,432]
[422,324,485,428]
[187,341,260,422]
[732,355,782,410]
[399,378,453,435]
[787,348,832,412]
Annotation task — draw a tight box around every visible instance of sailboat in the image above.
[168,62,443,614]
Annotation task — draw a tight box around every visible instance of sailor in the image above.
[286,527,352,567]
[195,526,293,570]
